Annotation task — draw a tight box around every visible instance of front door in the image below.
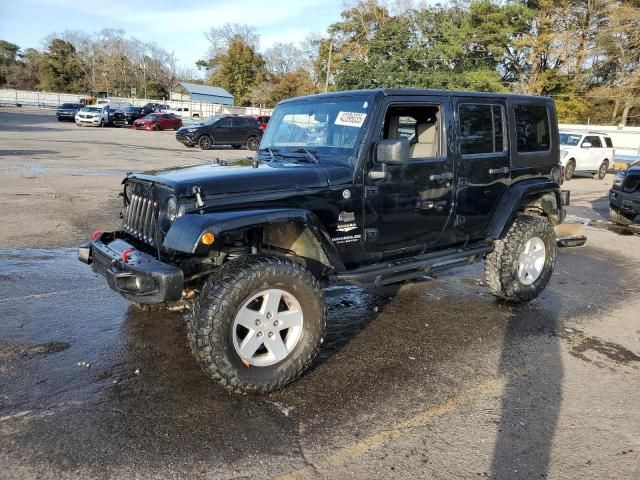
[363,96,455,253]
[452,97,510,242]
[213,117,234,144]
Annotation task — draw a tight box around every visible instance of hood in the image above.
[128,161,354,197]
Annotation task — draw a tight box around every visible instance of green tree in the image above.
[207,37,266,105]
[39,39,84,92]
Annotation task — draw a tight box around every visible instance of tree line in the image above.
[1,0,639,125]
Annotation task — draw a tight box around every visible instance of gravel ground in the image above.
[0,107,639,480]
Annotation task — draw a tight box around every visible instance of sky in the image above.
[0,0,346,71]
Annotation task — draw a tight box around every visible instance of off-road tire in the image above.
[595,160,608,180]
[485,215,557,303]
[187,255,326,394]
[246,136,260,151]
[564,160,575,181]
[609,206,634,225]
[198,135,212,150]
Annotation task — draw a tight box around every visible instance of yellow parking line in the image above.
[277,377,506,480]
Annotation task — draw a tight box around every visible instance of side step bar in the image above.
[334,244,493,287]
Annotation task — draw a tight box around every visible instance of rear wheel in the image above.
[246,136,260,151]
[595,160,608,180]
[609,206,634,225]
[564,160,576,180]
[485,215,557,303]
[198,135,212,150]
[187,255,326,394]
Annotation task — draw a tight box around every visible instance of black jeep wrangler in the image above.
[79,89,567,394]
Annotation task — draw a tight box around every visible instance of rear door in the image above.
[231,117,249,143]
[452,96,510,241]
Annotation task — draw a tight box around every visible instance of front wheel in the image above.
[609,206,634,225]
[485,215,557,303]
[246,136,260,151]
[198,135,212,150]
[564,160,576,181]
[187,255,326,394]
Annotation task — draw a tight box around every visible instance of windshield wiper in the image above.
[258,147,279,160]
[289,148,319,164]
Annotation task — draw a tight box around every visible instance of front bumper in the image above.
[609,189,640,217]
[57,112,76,119]
[79,232,184,304]
[176,133,197,146]
[76,116,101,126]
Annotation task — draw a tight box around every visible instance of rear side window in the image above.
[604,137,613,148]
[514,105,550,152]
[459,104,505,155]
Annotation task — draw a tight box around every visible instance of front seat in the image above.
[410,122,439,158]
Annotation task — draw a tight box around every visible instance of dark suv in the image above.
[112,106,145,127]
[79,89,568,394]
[56,103,83,121]
[609,164,640,225]
[175,115,262,150]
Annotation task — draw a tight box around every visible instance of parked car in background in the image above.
[96,98,132,111]
[132,113,182,131]
[256,115,270,130]
[175,115,262,150]
[559,131,614,180]
[112,106,145,127]
[141,103,170,114]
[75,105,109,127]
[105,107,119,126]
[609,164,640,225]
[166,106,191,118]
[56,103,83,121]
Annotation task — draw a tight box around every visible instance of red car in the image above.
[132,113,182,131]
[255,115,270,130]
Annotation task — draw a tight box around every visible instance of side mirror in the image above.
[581,142,592,148]
[377,138,410,165]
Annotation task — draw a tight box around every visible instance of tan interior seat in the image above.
[410,122,439,158]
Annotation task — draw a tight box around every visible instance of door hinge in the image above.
[457,177,469,187]
[454,215,466,226]
[365,228,379,241]
[365,185,380,196]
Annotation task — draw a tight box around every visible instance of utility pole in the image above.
[141,59,147,99]
[324,41,333,93]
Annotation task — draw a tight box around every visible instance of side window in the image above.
[514,104,550,152]
[382,104,443,158]
[459,104,505,155]
[217,118,232,128]
[604,137,613,148]
[587,136,602,148]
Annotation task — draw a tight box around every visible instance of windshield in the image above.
[559,133,582,146]
[60,103,77,108]
[146,114,160,120]
[260,96,372,164]
[82,107,101,113]
[125,107,141,113]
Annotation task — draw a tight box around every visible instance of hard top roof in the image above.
[279,88,551,105]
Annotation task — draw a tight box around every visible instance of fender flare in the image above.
[162,207,344,270]
[488,179,563,239]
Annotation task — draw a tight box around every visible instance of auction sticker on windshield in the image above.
[335,111,367,127]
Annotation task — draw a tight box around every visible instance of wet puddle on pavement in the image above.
[1,246,639,475]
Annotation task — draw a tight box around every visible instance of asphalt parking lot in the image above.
[1,108,639,480]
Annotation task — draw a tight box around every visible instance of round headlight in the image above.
[166,197,178,222]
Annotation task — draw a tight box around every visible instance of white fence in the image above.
[0,89,272,117]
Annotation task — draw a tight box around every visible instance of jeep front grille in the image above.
[123,193,158,245]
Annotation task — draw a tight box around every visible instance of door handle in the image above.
[429,172,455,181]
[488,167,510,175]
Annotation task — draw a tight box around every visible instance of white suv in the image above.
[559,131,615,180]
[75,105,109,127]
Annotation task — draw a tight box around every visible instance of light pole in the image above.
[140,60,147,99]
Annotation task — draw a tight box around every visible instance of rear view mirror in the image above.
[582,142,592,148]
[377,138,410,165]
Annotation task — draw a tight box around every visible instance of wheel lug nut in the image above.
[273,320,279,326]
[268,332,274,338]
[257,332,263,337]
[266,312,272,319]
[255,319,262,326]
